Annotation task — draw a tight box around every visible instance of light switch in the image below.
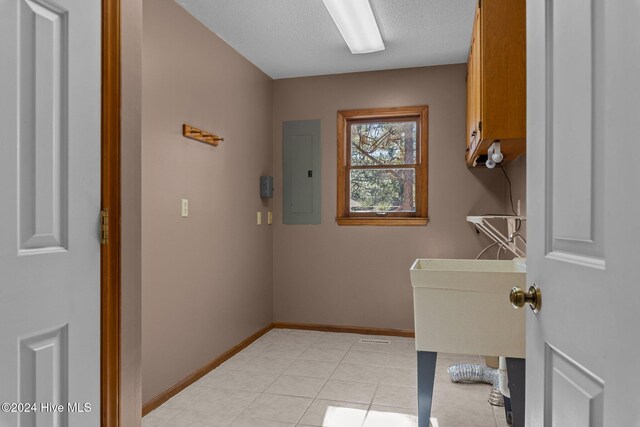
[267,211,272,225]
[181,199,189,217]
[257,211,262,225]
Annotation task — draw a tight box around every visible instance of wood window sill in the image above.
[336,217,429,226]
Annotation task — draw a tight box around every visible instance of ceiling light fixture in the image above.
[322,0,385,54]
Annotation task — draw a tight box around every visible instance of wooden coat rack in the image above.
[183,124,224,146]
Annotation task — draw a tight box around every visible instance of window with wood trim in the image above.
[336,106,428,226]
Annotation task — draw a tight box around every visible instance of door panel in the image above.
[528,0,640,425]
[0,0,101,425]
[19,0,69,252]
[544,344,604,427]
[546,0,605,262]
[20,326,69,427]
[549,0,594,242]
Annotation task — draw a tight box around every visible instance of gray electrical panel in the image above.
[282,120,321,224]
[260,176,273,198]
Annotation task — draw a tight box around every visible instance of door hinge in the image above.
[478,121,482,132]
[100,209,109,245]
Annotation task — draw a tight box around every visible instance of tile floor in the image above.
[143,329,510,427]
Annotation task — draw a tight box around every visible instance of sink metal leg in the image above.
[503,396,513,425]
[417,351,437,427]
[506,357,526,427]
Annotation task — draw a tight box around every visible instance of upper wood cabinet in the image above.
[466,0,526,166]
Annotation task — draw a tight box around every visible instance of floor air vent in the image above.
[359,338,391,345]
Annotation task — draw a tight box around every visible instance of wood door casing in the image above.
[101,0,121,425]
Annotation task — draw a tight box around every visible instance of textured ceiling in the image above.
[175,0,476,79]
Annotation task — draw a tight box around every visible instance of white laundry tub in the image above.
[410,258,526,358]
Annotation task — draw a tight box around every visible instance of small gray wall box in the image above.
[260,176,274,198]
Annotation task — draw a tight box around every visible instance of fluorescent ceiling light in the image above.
[323,0,385,54]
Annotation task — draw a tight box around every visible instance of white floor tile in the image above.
[197,369,278,392]
[316,379,377,404]
[330,363,383,384]
[142,406,180,427]
[231,416,296,427]
[284,360,338,379]
[220,354,294,374]
[341,349,416,368]
[350,339,415,355]
[195,387,260,417]
[298,347,347,363]
[309,342,354,351]
[362,406,418,427]
[284,329,326,339]
[169,409,236,427]
[241,393,312,423]
[261,343,310,359]
[372,384,418,410]
[297,399,368,427]
[380,366,417,387]
[265,375,327,398]
[309,334,359,350]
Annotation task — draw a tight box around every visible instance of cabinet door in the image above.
[466,6,482,164]
[480,0,526,141]
[473,7,482,145]
[466,53,474,162]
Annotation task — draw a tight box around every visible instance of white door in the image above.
[0,0,101,426]
[527,1,640,426]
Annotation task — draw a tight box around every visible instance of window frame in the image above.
[336,106,429,226]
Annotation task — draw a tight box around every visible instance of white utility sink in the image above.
[410,258,526,358]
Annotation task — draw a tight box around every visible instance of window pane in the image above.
[349,169,416,213]
[350,121,417,166]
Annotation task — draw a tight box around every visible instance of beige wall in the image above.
[506,155,527,216]
[272,66,508,330]
[142,0,274,403]
[505,155,527,253]
[121,0,142,424]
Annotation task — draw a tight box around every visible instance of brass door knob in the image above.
[510,284,542,313]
